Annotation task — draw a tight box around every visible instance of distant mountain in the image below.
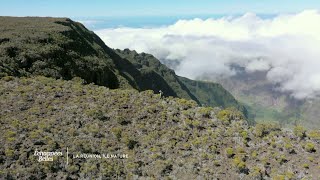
[0,16,246,115]
[198,65,320,128]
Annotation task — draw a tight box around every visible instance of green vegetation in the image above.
[0,17,122,88]
[307,130,320,140]
[217,108,245,123]
[0,76,319,179]
[115,49,248,117]
[305,142,316,153]
[0,16,247,118]
[178,76,248,118]
[0,17,319,179]
[254,122,281,137]
[294,125,306,138]
[226,148,235,158]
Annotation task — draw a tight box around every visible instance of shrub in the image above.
[305,142,316,153]
[177,99,197,110]
[232,156,241,165]
[273,175,285,180]
[285,171,294,179]
[217,110,230,122]
[254,122,281,137]
[251,151,258,158]
[226,147,235,158]
[191,138,202,148]
[233,156,248,174]
[127,139,139,150]
[237,147,246,155]
[240,130,248,139]
[307,156,314,162]
[210,145,218,154]
[111,127,122,140]
[293,125,306,138]
[213,160,221,166]
[277,154,288,164]
[2,76,15,82]
[4,130,16,140]
[238,161,246,169]
[249,166,262,178]
[198,107,213,118]
[284,143,293,150]
[302,163,309,169]
[307,130,320,140]
[5,149,14,157]
[217,107,244,122]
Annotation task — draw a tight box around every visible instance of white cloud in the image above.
[246,58,270,72]
[95,10,320,99]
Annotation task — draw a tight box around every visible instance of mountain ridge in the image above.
[0,16,246,115]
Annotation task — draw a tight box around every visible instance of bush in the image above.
[177,99,197,110]
[5,149,14,157]
[217,108,244,123]
[293,125,306,138]
[111,127,122,140]
[236,147,246,155]
[305,142,316,153]
[307,130,320,140]
[251,151,258,158]
[277,154,288,164]
[2,76,15,82]
[302,163,309,169]
[127,139,139,150]
[226,148,235,158]
[254,122,281,137]
[240,130,248,139]
[233,156,248,174]
[213,160,221,166]
[198,107,213,118]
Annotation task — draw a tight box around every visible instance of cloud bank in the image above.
[95,10,320,99]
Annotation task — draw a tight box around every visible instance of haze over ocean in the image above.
[75,14,277,30]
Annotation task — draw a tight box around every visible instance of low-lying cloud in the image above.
[95,10,320,99]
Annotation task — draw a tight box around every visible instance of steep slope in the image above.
[301,99,320,128]
[115,49,247,115]
[1,76,319,179]
[0,17,127,88]
[178,76,250,123]
[115,49,199,102]
[0,16,245,115]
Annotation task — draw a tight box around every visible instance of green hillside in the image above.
[0,16,246,115]
[1,76,319,179]
[0,17,127,88]
[178,77,250,123]
[115,49,199,102]
[115,49,247,115]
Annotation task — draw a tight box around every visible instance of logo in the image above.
[34,149,63,162]
[33,148,128,164]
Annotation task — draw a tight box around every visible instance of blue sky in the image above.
[1,0,319,17]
